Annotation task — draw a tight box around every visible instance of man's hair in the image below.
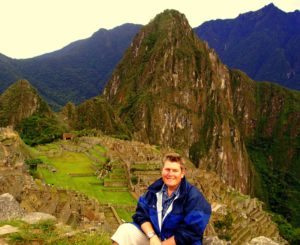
[163,153,185,170]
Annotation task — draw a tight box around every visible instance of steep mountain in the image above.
[103,9,300,228]
[230,70,300,227]
[0,79,52,127]
[0,24,142,110]
[194,3,300,90]
[104,9,252,194]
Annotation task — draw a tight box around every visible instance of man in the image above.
[111,153,211,245]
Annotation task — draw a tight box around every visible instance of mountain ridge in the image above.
[0,24,142,110]
[0,4,299,110]
[195,3,300,90]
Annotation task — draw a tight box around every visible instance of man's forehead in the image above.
[163,160,181,167]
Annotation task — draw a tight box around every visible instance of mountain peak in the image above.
[148,9,191,32]
[260,3,284,14]
[236,3,285,20]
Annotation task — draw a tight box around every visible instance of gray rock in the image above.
[247,236,280,245]
[0,225,19,235]
[21,212,57,224]
[0,193,24,221]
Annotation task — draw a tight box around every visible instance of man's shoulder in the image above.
[184,181,210,207]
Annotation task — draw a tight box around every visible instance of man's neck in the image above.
[167,185,179,196]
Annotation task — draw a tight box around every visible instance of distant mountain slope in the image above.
[0,24,142,110]
[194,3,300,90]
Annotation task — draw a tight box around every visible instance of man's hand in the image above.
[161,236,176,245]
[150,235,161,245]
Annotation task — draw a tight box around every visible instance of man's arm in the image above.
[141,221,155,234]
[141,222,162,245]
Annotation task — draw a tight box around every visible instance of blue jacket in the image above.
[132,177,211,245]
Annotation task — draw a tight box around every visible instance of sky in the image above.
[0,0,299,59]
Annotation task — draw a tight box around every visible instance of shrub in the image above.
[214,213,233,241]
[131,176,138,185]
[16,115,64,146]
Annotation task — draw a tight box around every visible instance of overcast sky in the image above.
[1,0,299,59]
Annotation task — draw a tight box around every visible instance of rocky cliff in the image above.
[0,127,30,168]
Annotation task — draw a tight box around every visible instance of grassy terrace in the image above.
[28,140,136,221]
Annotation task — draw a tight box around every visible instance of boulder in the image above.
[0,225,19,236]
[0,193,24,221]
[21,212,57,224]
[247,236,281,245]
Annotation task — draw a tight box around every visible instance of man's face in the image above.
[162,160,184,190]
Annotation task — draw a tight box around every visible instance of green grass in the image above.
[28,141,136,219]
[115,208,134,222]
[88,144,107,163]
[0,219,111,245]
[38,162,135,205]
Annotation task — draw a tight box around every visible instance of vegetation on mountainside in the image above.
[214,213,233,241]
[74,96,130,140]
[16,114,64,146]
[271,214,300,245]
[245,82,300,243]
[248,83,300,224]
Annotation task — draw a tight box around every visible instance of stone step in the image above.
[231,225,252,245]
[132,170,160,175]
[108,174,125,179]
[258,215,269,227]
[131,163,161,171]
[263,225,278,239]
[236,227,253,244]
[249,208,262,219]
[68,173,95,177]
[254,212,265,223]
[104,180,128,187]
[102,187,129,192]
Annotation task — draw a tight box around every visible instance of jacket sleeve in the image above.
[174,187,211,245]
[132,192,151,226]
